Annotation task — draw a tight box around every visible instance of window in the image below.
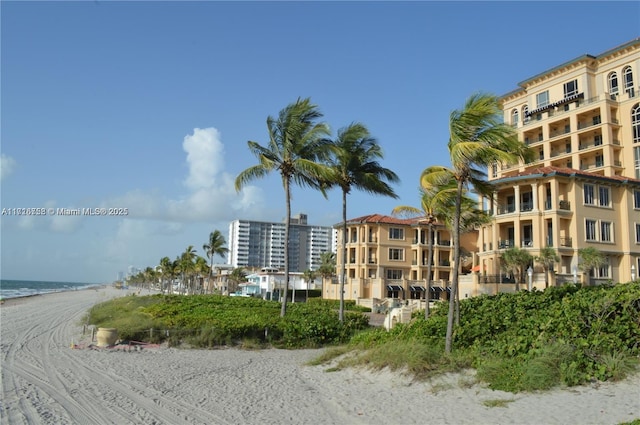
[512,109,519,126]
[632,103,640,144]
[634,190,640,209]
[636,224,640,244]
[536,91,549,109]
[389,248,404,261]
[623,66,635,96]
[523,105,530,123]
[598,186,610,207]
[564,79,578,97]
[635,146,640,179]
[492,163,498,178]
[389,228,404,240]
[600,221,612,242]
[584,184,595,205]
[609,72,619,95]
[586,219,597,241]
[386,269,403,279]
[595,154,604,168]
[594,134,602,145]
[596,258,610,278]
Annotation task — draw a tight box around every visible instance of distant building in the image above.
[227,213,336,272]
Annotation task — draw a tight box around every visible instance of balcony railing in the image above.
[559,237,572,247]
[521,240,533,248]
[497,205,516,215]
[499,240,515,249]
[520,202,534,212]
[559,200,571,210]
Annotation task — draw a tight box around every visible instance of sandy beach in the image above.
[1,286,638,425]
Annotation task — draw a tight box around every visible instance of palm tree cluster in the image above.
[419,93,534,353]
[236,97,399,319]
[126,230,231,295]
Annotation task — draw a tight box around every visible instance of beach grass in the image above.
[85,282,640,394]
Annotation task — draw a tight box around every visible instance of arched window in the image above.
[632,103,640,144]
[623,66,635,97]
[512,109,519,126]
[522,105,529,123]
[608,72,619,95]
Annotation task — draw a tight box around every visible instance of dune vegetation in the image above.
[85,281,640,393]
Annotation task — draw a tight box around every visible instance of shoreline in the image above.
[1,286,639,424]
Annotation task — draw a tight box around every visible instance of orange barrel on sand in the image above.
[96,328,118,347]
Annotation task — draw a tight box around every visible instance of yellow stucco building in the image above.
[323,214,478,304]
[478,37,640,286]
[325,38,640,305]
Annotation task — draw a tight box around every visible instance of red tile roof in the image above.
[341,214,434,227]
[493,166,640,185]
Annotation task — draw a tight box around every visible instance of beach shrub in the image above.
[322,282,640,392]
[86,293,369,349]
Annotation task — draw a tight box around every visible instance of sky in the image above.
[1,1,639,283]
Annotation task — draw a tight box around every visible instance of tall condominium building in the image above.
[477,38,640,285]
[228,213,336,272]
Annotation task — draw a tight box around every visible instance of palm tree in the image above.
[318,251,336,281]
[578,247,606,285]
[500,247,533,291]
[159,256,173,294]
[194,256,210,293]
[179,245,197,294]
[228,267,247,294]
[302,268,316,301]
[235,98,331,317]
[203,230,229,293]
[535,246,560,289]
[423,92,532,353]
[324,123,399,322]
[392,175,458,319]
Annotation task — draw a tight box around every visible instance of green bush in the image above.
[86,293,370,349]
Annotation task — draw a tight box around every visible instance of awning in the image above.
[386,285,403,291]
[471,265,482,272]
[410,285,425,292]
[431,286,444,292]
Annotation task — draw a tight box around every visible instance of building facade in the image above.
[477,38,640,285]
[227,213,336,272]
[324,214,478,302]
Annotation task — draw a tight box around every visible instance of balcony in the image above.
[520,202,534,212]
[559,200,571,211]
[497,205,516,215]
[521,240,533,248]
[436,240,451,246]
[559,237,572,247]
[498,240,515,249]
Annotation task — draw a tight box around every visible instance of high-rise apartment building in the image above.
[227,213,336,272]
[326,39,640,306]
[477,38,640,284]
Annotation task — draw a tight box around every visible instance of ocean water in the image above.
[0,279,103,300]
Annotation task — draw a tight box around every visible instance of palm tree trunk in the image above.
[281,177,291,317]
[425,222,433,320]
[339,189,347,323]
[445,179,464,354]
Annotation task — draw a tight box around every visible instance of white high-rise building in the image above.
[228,213,336,272]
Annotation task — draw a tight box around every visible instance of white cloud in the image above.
[1,154,17,181]
[183,127,225,190]
[103,127,266,223]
